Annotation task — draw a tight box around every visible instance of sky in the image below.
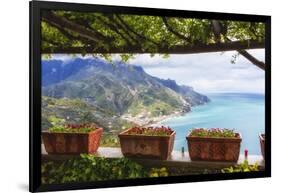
[129,49,265,94]
[46,49,265,94]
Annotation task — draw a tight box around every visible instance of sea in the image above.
[160,93,265,155]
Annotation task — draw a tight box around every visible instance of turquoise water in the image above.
[160,93,265,155]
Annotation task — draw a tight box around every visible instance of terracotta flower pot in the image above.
[186,133,242,162]
[118,128,175,160]
[259,133,265,159]
[42,128,103,154]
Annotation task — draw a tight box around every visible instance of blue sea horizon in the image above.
[160,92,265,155]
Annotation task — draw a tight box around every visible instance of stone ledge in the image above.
[42,145,264,170]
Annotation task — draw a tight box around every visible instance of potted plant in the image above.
[186,128,242,162]
[259,133,265,159]
[118,126,175,160]
[42,124,103,154]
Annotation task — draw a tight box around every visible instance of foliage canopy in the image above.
[41,10,265,68]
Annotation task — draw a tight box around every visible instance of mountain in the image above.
[41,96,134,133]
[156,78,210,106]
[42,57,210,130]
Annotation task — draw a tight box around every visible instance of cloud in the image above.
[44,49,265,94]
[43,54,95,65]
[128,49,265,94]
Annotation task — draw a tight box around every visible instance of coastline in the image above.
[147,111,186,127]
[121,110,187,128]
[121,101,211,128]
[120,99,212,128]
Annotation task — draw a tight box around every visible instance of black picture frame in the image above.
[29,1,271,192]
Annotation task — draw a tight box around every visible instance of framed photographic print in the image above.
[29,0,271,192]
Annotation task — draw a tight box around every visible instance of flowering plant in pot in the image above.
[118,126,175,160]
[42,123,103,154]
[259,133,265,159]
[186,128,242,162]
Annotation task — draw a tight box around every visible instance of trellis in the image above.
[41,10,265,70]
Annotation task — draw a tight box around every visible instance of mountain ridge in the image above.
[42,57,210,130]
